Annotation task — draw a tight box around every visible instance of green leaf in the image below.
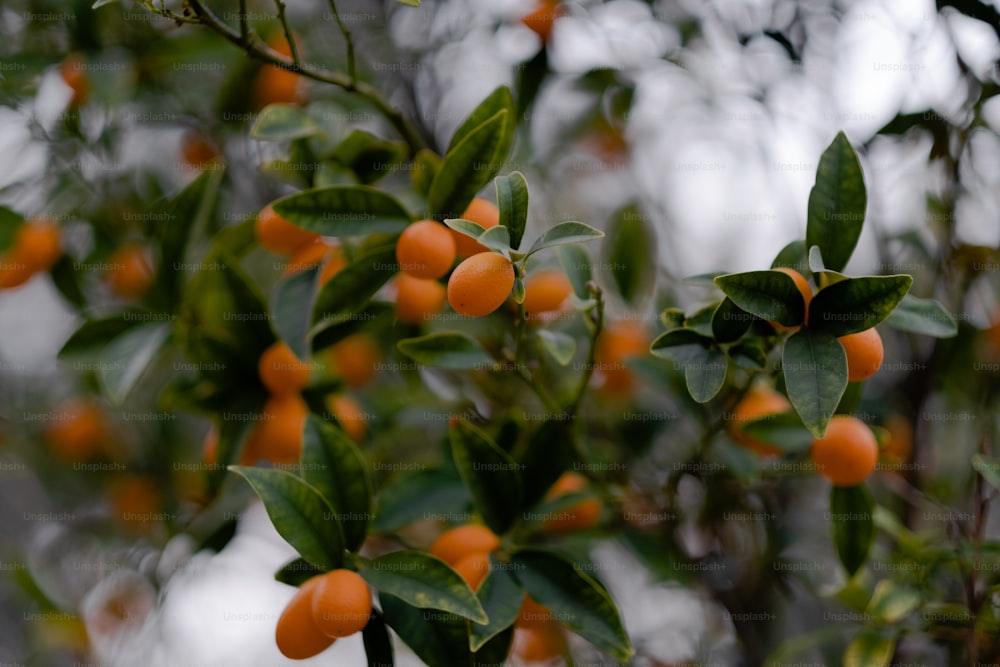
[396,0,420,5]
[58,314,142,358]
[806,131,867,272]
[251,104,320,141]
[556,244,593,299]
[681,344,728,403]
[809,275,913,336]
[728,340,767,369]
[866,580,920,624]
[771,240,808,273]
[511,549,632,662]
[605,204,655,304]
[397,333,497,370]
[362,609,395,667]
[330,129,407,184]
[301,416,372,552]
[361,551,488,624]
[469,555,522,651]
[372,470,471,533]
[650,328,713,364]
[739,411,813,454]
[496,172,529,251]
[714,270,806,327]
[444,218,487,242]
[527,221,604,256]
[92,0,120,9]
[270,268,318,360]
[229,466,345,570]
[884,294,957,338]
[429,110,510,219]
[517,420,575,512]
[536,329,576,365]
[830,485,874,576]
[447,86,515,154]
[379,593,472,667]
[512,275,526,304]
[49,256,86,309]
[782,330,848,437]
[312,241,397,326]
[97,323,171,405]
[0,205,24,252]
[972,454,1000,493]
[411,149,443,198]
[274,558,323,587]
[844,630,895,667]
[476,226,511,254]
[450,420,524,535]
[661,308,686,331]
[712,297,753,343]
[273,186,412,237]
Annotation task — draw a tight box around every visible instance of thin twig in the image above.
[271,0,301,65]
[326,0,357,87]
[238,0,249,41]
[567,282,604,417]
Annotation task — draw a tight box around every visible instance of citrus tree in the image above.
[2,1,1000,666]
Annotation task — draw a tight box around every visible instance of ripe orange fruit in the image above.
[326,394,367,443]
[447,252,515,318]
[284,240,336,276]
[770,267,812,331]
[253,37,304,109]
[543,472,601,533]
[327,334,380,388]
[516,595,553,629]
[106,243,154,300]
[180,130,220,169]
[276,575,336,659]
[881,414,913,471]
[521,0,564,43]
[258,341,311,395]
[108,475,162,532]
[45,399,108,462]
[396,220,456,280]
[452,198,500,258]
[395,274,446,324]
[514,624,564,662]
[0,255,35,289]
[429,524,501,566]
[811,415,879,486]
[256,204,319,256]
[255,393,309,464]
[12,220,61,273]
[311,569,372,638]
[595,319,649,394]
[319,250,347,286]
[60,54,90,107]
[522,269,572,319]
[727,385,793,456]
[838,328,884,382]
[453,552,491,592]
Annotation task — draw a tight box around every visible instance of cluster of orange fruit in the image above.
[256,204,345,285]
[275,568,371,660]
[0,220,61,289]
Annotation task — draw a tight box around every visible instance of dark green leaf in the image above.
[301,416,372,552]
[274,186,412,237]
[712,297,753,343]
[556,244,593,299]
[49,255,86,309]
[739,411,813,454]
[330,129,407,184]
[680,344,728,403]
[447,86,515,153]
[884,294,957,338]
[398,333,497,370]
[517,420,575,512]
[251,105,320,141]
[605,204,655,304]
[771,240,808,273]
[496,172,529,251]
[274,558,323,587]
[830,484,874,576]
[714,270,806,327]
[58,314,142,358]
[372,470,472,533]
[97,323,171,405]
[412,149,443,198]
[806,131,867,272]
[362,609,395,667]
[270,267,318,360]
[361,551,488,623]
[229,466,345,570]
[511,549,632,661]
[809,275,912,336]
[312,241,397,326]
[379,592,472,667]
[469,555,523,651]
[650,329,713,365]
[429,110,510,219]
[782,330,848,438]
[450,420,523,534]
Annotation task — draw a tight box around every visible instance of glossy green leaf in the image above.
[379,593,472,667]
[428,110,510,219]
[557,244,593,299]
[517,420,575,512]
[311,241,397,325]
[397,333,496,370]
[450,420,524,535]
[361,551,488,624]
[372,470,471,534]
[714,270,807,327]
[97,323,171,405]
[447,86,515,153]
[362,609,395,667]
[830,484,874,576]
[496,171,529,250]
[884,294,957,338]
[712,297,753,343]
[274,558,323,587]
[58,314,142,358]
[273,186,412,237]
[251,105,320,141]
[511,549,632,661]
[527,221,604,256]
[844,630,895,667]
[301,416,372,552]
[330,129,407,184]
[650,329,713,364]
[809,275,912,336]
[738,411,813,454]
[229,466,344,570]
[476,226,511,254]
[605,204,655,304]
[806,131,867,272]
[469,555,522,651]
[411,149,443,198]
[270,267,318,360]
[782,329,848,437]
[771,239,809,273]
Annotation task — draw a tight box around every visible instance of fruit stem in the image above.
[326,0,357,88]
[179,0,428,157]
[238,0,249,41]
[566,281,603,417]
